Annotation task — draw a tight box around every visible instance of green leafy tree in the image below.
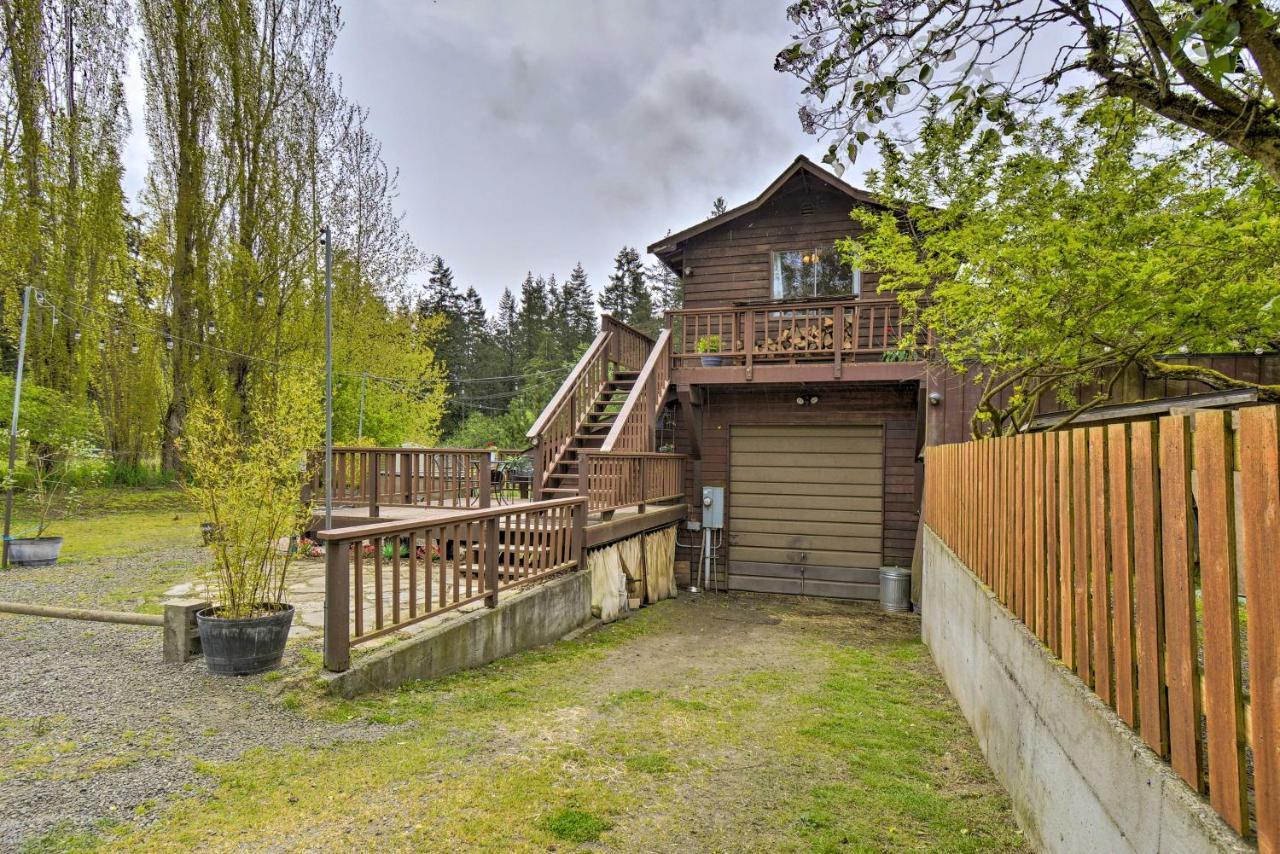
[778,0,1280,182]
[848,99,1280,437]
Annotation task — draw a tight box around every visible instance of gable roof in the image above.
[647,155,890,262]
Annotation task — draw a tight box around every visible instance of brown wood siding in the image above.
[673,383,919,589]
[678,174,884,309]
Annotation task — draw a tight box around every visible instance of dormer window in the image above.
[771,247,861,300]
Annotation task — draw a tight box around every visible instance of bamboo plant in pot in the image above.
[181,375,320,676]
[7,440,93,567]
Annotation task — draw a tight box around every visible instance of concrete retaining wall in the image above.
[921,528,1252,854]
[322,571,592,699]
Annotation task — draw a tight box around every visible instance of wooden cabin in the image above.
[649,156,925,599]
[524,155,1280,605]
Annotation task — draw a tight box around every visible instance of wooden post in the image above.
[744,309,755,381]
[484,517,500,608]
[833,304,844,378]
[573,497,586,571]
[323,541,350,672]
[368,451,380,519]
[479,454,492,509]
[578,453,590,508]
[532,441,545,502]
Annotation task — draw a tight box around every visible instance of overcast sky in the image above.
[122,1,859,311]
[333,0,846,308]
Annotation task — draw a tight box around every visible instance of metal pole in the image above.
[3,286,32,569]
[323,225,333,531]
[356,372,366,440]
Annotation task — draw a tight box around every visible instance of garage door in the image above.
[728,424,883,599]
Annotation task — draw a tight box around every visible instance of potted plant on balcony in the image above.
[6,439,94,567]
[180,374,320,676]
[696,334,723,367]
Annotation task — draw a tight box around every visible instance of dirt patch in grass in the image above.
[89,593,1026,852]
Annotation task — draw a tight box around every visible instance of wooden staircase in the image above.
[538,370,638,498]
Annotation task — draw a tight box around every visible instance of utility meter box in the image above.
[701,486,724,529]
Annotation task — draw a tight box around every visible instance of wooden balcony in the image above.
[665,297,927,384]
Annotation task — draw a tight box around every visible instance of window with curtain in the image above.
[771,247,861,300]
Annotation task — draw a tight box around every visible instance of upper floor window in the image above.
[771,247,861,300]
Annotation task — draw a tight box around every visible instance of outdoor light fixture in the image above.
[928,391,943,405]
[165,336,174,351]
[1257,347,1266,356]
[206,320,217,335]
[796,396,805,405]
[130,340,139,355]
[683,267,693,276]
[73,330,81,343]
[97,337,105,351]
[255,290,265,307]
[808,395,819,405]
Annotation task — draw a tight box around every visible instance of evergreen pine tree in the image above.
[494,286,520,385]
[600,247,640,320]
[517,272,550,363]
[562,262,597,345]
[710,196,728,217]
[645,260,682,313]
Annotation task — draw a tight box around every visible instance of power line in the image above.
[33,289,572,390]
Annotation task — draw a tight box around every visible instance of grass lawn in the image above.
[84,595,1026,852]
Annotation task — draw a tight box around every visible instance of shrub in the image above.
[180,373,321,618]
[695,334,722,354]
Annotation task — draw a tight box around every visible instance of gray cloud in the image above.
[333,1,838,305]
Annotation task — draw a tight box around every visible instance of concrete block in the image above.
[921,529,1252,854]
[163,598,209,663]
[322,571,592,698]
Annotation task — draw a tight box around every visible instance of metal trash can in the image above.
[879,566,912,613]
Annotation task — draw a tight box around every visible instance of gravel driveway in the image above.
[0,545,386,849]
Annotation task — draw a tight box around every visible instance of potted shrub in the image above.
[696,334,723,367]
[7,440,94,567]
[181,374,320,676]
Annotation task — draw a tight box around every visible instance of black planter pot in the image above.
[196,604,295,676]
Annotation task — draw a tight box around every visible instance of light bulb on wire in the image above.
[255,290,265,307]
[130,339,139,355]
[73,329,81,343]
[97,337,105,351]
[165,336,174,351]
[206,320,217,336]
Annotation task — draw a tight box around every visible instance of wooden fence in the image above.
[923,406,1280,847]
[578,452,684,514]
[319,496,587,671]
[316,447,492,515]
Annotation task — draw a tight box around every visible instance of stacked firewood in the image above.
[759,315,857,353]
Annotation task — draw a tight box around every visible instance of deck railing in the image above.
[667,297,922,376]
[317,447,492,516]
[578,452,685,515]
[601,329,671,452]
[319,496,587,671]
[601,313,653,372]
[526,330,613,497]
[924,406,1280,846]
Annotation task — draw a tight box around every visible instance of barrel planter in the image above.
[8,536,63,567]
[196,604,295,676]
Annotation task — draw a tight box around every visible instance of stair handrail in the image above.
[526,329,613,494]
[600,314,654,372]
[601,329,671,452]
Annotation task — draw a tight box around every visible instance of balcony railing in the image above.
[666,297,924,379]
[578,451,685,515]
[314,447,493,516]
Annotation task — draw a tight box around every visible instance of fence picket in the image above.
[1107,423,1137,727]
[1239,405,1280,851]
[1159,414,1204,791]
[1058,430,1075,670]
[1129,421,1169,756]
[1073,428,1092,685]
[1194,411,1249,833]
[1044,433,1061,656]
[1089,427,1113,705]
